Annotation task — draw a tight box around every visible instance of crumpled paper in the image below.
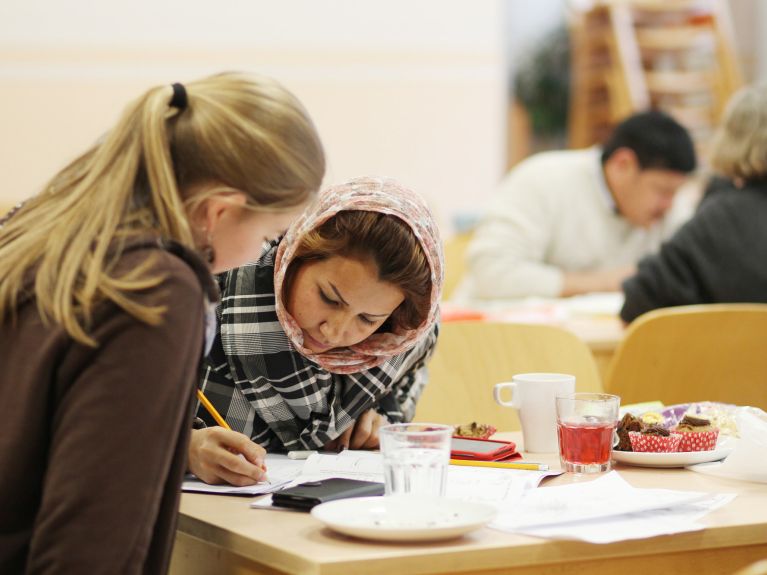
[688,407,767,483]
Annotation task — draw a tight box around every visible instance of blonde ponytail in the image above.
[0,72,325,345]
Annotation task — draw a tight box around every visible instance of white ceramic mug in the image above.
[493,373,576,453]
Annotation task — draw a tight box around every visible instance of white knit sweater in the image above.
[456,148,693,299]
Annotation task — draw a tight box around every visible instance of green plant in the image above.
[514,25,571,137]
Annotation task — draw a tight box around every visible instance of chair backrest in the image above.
[442,231,473,301]
[605,304,767,410]
[415,321,603,429]
[733,560,767,575]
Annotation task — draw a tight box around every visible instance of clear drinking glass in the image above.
[379,423,452,497]
[556,393,620,473]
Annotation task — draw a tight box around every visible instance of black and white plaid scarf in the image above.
[197,242,438,452]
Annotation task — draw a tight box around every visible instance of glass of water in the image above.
[379,423,453,497]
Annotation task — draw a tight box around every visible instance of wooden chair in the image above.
[605,304,767,410]
[414,321,602,430]
[734,560,767,575]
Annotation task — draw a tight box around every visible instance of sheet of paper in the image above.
[182,454,304,495]
[447,466,561,508]
[490,471,735,543]
[688,408,767,483]
[491,472,709,530]
[250,451,559,509]
[298,451,384,482]
[250,451,384,509]
[559,292,624,316]
[450,293,624,323]
[515,492,736,544]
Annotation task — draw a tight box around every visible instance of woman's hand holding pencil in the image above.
[188,427,269,486]
[190,389,268,486]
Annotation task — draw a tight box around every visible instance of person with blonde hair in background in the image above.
[191,177,443,486]
[0,72,324,573]
[621,85,767,322]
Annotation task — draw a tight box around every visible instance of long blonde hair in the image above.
[0,72,325,345]
[710,85,767,181]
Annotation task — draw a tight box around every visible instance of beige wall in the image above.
[0,1,507,237]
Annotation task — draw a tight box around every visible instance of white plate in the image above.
[311,496,496,542]
[612,437,735,468]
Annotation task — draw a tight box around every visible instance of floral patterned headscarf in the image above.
[274,176,443,374]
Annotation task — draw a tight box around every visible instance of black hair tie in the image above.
[169,82,188,110]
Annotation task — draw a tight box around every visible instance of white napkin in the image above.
[689,407,767,483]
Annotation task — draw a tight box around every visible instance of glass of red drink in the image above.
[555,393,620,473]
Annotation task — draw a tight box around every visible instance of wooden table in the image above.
[170,433,767,575]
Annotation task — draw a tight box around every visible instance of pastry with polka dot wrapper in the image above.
[674,415,719,452]
[628,426,683,453]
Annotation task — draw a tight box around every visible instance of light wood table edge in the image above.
[176,511,319,575]
[175,497,767,575]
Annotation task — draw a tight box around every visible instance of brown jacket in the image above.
[0,239,217,574]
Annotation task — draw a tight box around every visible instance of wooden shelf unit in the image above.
[568,0,742,157]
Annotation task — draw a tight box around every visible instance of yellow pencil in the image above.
[196,389,270,480]
[450,459,549,471]
[196,389,231,430]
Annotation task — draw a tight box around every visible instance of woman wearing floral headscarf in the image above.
[190,177,443,486]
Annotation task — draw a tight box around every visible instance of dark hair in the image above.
[283,210,431,332]
[601,110,696,173]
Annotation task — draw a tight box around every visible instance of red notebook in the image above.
[450,436,522,461]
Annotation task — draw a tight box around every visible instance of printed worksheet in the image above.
[250,451,559,509]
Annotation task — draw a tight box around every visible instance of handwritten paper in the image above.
[182,454,304,495]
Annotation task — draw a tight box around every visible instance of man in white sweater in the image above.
[459,111,697,299]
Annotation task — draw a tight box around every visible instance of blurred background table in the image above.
[442,293,626,382]
[170,432,767,575]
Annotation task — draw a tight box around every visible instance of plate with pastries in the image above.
[612,402,738,468]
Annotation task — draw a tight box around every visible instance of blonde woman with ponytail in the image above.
[0,72,324,574]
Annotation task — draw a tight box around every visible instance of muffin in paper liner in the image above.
[675,429,719,452]
[453,422,497,440]
[628,431,683,453]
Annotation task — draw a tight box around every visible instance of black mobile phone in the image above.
[271,478,385,511]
